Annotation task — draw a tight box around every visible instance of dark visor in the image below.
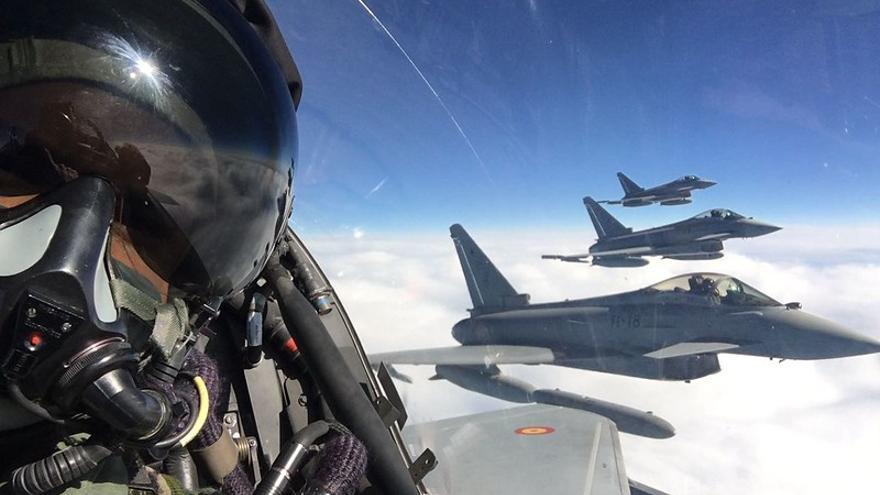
[0,0,297,298]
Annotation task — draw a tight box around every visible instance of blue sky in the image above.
[266,4,880,492]
[271,1,880,235]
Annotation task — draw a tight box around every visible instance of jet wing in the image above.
[644,341,740,359]
[370,345,557,366]
[402,404,632,495]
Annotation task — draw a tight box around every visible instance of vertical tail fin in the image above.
[450,224,529,313]
[583,197,631,239]
[617,172,644,196]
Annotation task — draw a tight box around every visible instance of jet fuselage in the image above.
[452,282,880,380]
[590,212,780,258]
[376,227,880,395]
[612,174,716,206]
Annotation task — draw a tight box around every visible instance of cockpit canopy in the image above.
[680,175,698,181]
[693,208,745,220]
[646,273,781,306]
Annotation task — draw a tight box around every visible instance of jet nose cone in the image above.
[699,179,717,188]
[822,332,880,358]
[743,219,782,237]
[769,310,880,359]
[761,224,782,236]
[832,331,880,357]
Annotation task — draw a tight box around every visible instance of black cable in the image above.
[151,387,201,450]
[6,382,64,425]
[164,446,199,493]
[254,421,329,495]
[262,253,419,495]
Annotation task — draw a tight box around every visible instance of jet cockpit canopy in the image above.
[680,175,698,181]
[693,208,744,220]
[646,273,781,307]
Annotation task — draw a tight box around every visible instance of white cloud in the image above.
[303,226,880,494]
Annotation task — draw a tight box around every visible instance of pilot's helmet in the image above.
[0,0,300,430]
[0,0,299,302]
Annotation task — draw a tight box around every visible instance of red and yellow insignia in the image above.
[514,426,555,436]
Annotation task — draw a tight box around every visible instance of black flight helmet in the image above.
[0,0,299,412]
[0,0,299,298]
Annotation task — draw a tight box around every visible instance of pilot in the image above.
[688,275,719,303]
[688,275,707,294]
[0,0,301,493]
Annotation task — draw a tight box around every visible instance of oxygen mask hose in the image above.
[8,365,174,495]
[161,349,252,495]
[11,444,114,495]
[79,368,172,440]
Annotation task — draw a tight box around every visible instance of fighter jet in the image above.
[373,224,880,396]
[542,197,780,267]
[598,172,716,207]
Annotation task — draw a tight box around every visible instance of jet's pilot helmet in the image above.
[0,0,299,429]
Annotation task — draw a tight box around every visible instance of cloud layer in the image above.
[304,226,880,494]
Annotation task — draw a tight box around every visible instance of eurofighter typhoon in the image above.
[598,172,716,207]
[373,225,880,423]
[542,197,781,266]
